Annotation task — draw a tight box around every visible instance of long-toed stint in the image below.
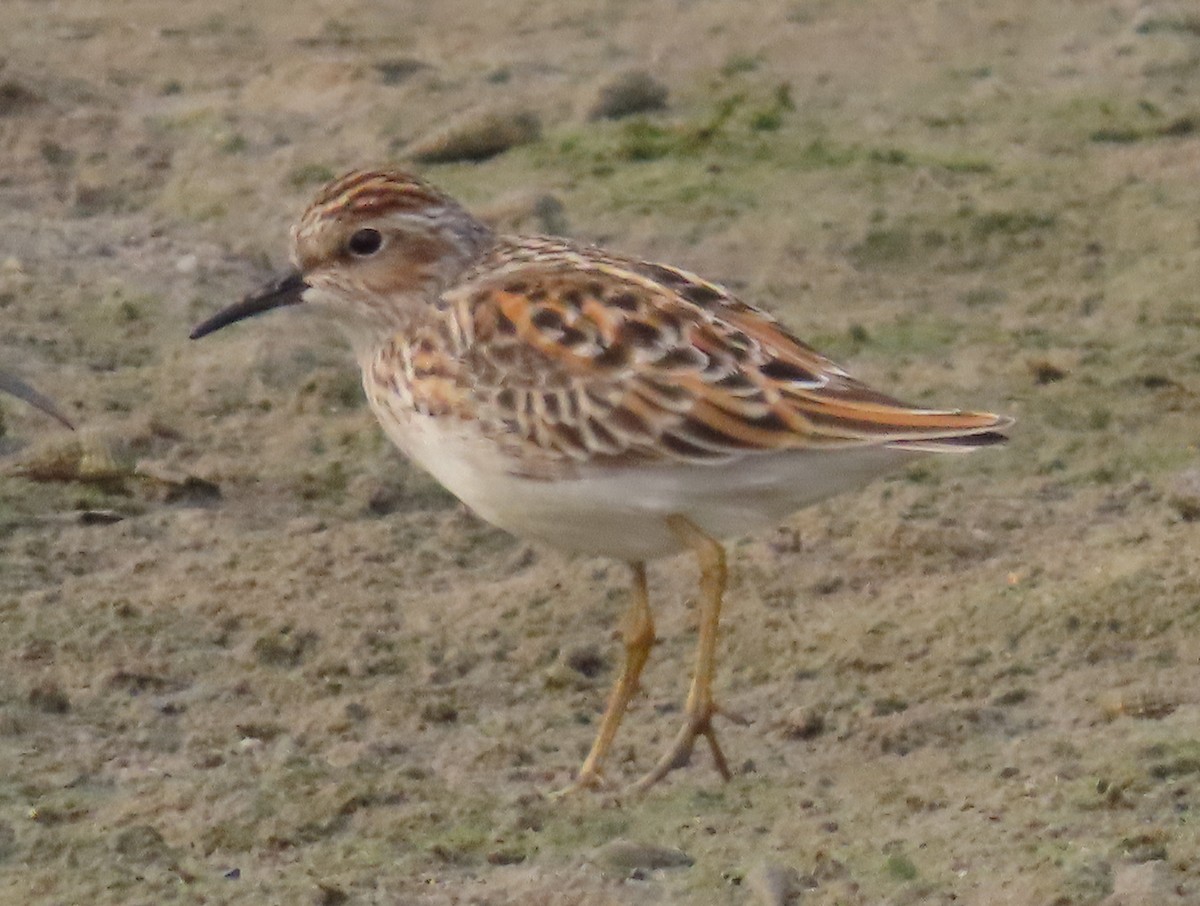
[191,168,1011,793]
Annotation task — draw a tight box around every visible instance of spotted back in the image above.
[377,236,1013,471]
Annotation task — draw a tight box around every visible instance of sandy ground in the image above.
[2,1,1200,903]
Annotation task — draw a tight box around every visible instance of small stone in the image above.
[542,663,577,690]
[586,70,669,120]
[745,861,797,906]
[476,191,568,235]
[562,644,606,679]
[404,107,541,163]
[594,839,694,876]
[1029,358,1068,384]
[175,254,199,274]
[781,706,825,740]
[364,481,404,516]
[486,849,526,865]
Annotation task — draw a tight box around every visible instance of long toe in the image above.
[630,702,736,793]
[548,766,611,800]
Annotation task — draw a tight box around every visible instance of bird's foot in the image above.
[548,765,612,800]
[630,701,747,793]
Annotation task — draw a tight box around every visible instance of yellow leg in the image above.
[632,515,742,792]
[554,562,655,795]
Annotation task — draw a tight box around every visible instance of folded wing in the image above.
[444,241,1011,467]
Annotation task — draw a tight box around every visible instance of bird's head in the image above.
[190,168,492,350]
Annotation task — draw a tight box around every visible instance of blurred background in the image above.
[1,1,1198,903]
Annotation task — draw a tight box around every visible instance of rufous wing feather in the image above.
[436,238,1010,467]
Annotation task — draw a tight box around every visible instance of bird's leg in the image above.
[632,515,743,793]
[554,562,655,795]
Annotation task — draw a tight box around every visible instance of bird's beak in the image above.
[189,270,309,340]
[0,370,74,430]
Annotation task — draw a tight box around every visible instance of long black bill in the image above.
[189,270,309,340]
[0,370,74,430]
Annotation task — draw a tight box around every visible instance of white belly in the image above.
[369,398,920,561]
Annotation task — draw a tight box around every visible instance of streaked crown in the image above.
[302,169,461,228]
[288,168,494,341]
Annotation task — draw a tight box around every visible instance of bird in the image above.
[190,168,1011,793]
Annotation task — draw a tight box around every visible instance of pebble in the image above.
[745,861,796,906]
[781,705,825,740]
[561,643,606,678]
[586,69,668,120]
[476,191,568,235]
[593,838,693,876]
[404,107,541,163]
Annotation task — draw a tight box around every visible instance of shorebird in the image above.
[191,168,1010,792]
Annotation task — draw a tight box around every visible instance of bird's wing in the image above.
[436,243,1010,467]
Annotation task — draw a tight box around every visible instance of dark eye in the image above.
[347,228,383,256]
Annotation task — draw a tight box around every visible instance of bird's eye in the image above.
[347,228,383,257]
